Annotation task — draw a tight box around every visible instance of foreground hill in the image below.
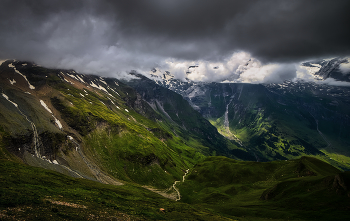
[178,156,350,220]
[0,156,349,220]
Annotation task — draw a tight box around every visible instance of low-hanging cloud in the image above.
[0,0,349,83]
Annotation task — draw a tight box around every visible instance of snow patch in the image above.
[90,81,113,96]
[52,160,59,165]
[40,100,63,129]
[40,100,53,114]
[8,63,35,89]
[107,86,120,96]
[125,108,129,112]
[54,117,63,129]
[2,93,18,107]
[25,92,31,94]
[76,75,86,83]
[9,79,16,85]
[66,73,78,81]
[310,63,322,68]
[22,63,27,66]
[99,78,107,85]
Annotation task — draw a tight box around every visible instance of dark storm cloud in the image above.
[0,0,349,79]
[93,0,350,62]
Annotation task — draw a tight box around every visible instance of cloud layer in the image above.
[0,0,349,82]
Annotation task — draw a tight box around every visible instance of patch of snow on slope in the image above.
[107,86,120,96]
[54,117,63,129]
[40,100,52,113]
[125,109,129,112]
[22,63,27,66]
[2,93,18,107]
[40,100,63,129]
[301,65,321,75]
[8,63,35,89]
[66,73,78,81]
[76,75,86,83]
[9,79,16,85]
[90,81,113,96]
[99,77,107,85]
[311,63,322,68]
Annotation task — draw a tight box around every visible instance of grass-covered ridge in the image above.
[0,159,231,220]
[178,156,350,220]
[1,155,349,220]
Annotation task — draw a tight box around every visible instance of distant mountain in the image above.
[301,57,350,82]
[146,67,350,169]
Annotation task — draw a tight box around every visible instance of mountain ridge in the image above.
[1,59,350,220]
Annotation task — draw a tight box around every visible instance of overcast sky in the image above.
[1,0,349,83]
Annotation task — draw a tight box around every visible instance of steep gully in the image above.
[308,112,332,147]
[67,136,122,185]
[222,85,259,161]
[2,93,40,158]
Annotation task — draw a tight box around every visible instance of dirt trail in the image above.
[143,169,190,201]
[173,169,189,201]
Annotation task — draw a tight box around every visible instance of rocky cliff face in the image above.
[302,57,350,82]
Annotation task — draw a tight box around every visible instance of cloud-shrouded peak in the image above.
[153,52,298,84]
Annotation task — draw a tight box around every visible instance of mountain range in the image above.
[0,59,350,220]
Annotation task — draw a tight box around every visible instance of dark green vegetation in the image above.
[159,80,350,169]
[1,154,349,220]
[178,156,350,221]
[0,159,231,220]
[125,73,244,158]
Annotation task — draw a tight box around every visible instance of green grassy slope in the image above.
[0,159,232,221]
[177,82,350,169]
[178,156,350,220]
[124,74,250,160]
[0,60,255,191]
[0,60,204,189]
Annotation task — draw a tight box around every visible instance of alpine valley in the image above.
[0,59,350,220]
